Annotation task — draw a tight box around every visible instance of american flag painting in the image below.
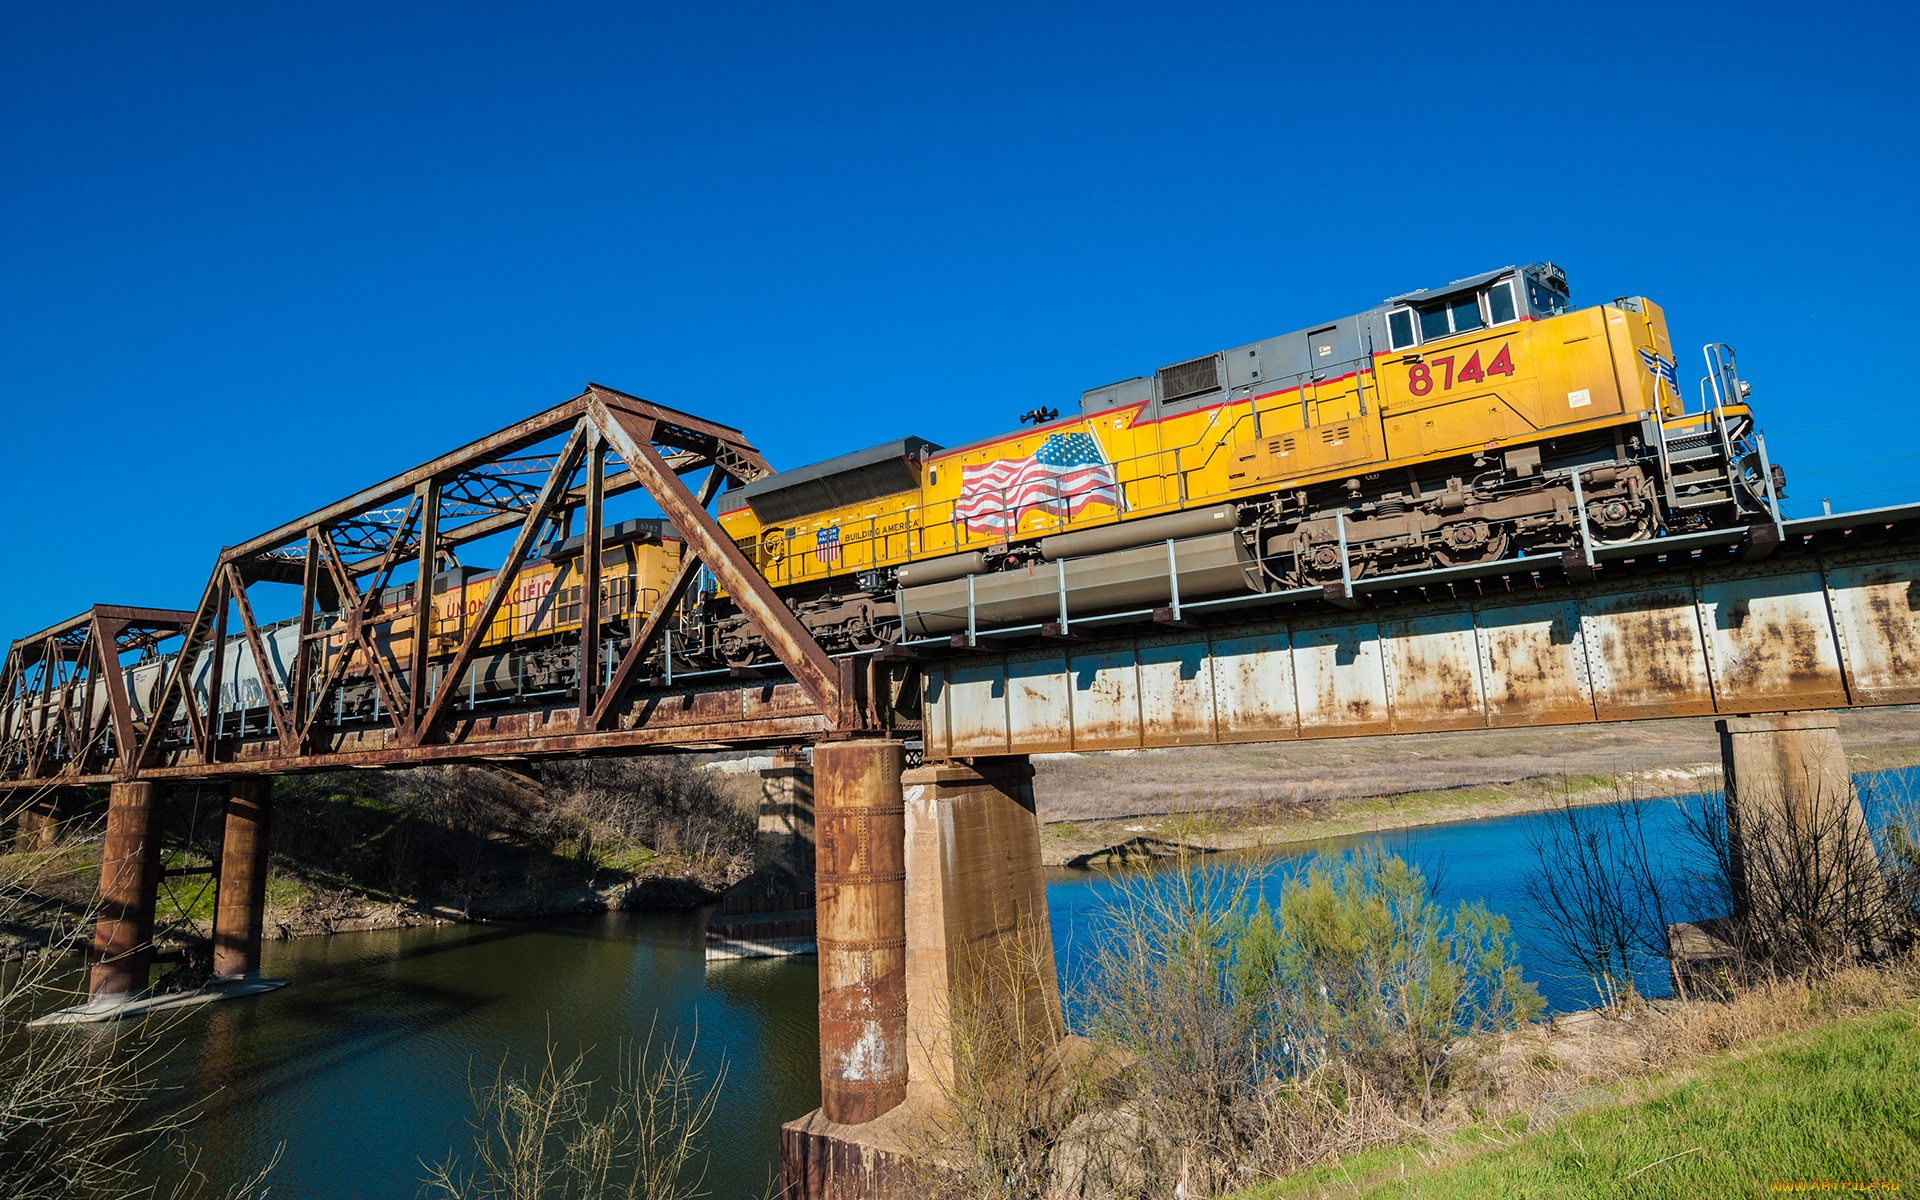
[955,431,1120,535]
[815,526,841,566]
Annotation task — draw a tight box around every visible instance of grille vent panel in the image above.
[1159,354,1221,402]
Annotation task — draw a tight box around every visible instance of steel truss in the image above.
[1,607,197,779]
[1,385,900,787]
[9,379,1916,790]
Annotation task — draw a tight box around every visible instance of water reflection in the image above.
[129,912,818,1200]
[1049,766,1918,1017]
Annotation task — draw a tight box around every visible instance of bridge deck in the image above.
[923,528,1919,757]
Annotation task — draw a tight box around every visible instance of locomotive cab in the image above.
[1379,262,1570,354]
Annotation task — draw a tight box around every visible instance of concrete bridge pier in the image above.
[1719,712,1877,918]
[759,753,816,883]
[89,780,165,1000]
[780,748,1064,1200]
[13,786,75,849]
[212,777,272,979]
[901,756,1061,1106]
[1676,712,1880,990]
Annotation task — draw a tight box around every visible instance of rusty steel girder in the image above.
[0,385,866,788]
[0,607,197,780]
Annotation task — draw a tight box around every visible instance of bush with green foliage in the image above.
[1233,851,1543,1115]
[1081,849,1542,1194]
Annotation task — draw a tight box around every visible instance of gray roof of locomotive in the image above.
[1080,262,1566,423]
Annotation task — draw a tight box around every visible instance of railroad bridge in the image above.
[4,387,1917,1197]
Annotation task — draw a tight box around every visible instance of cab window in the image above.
[1387,308,1416,350]
[1487,280,1517,324]
[1393,278,1518,348]
[1527,279,1568,315]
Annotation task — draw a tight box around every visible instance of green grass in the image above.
[1235,1004,1920,1199]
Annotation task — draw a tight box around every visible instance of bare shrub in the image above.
[1719,772,1920,966]
[423,1019,725,1200]
[1522,770,1920,1003]
[908,932,1095,1200]
[0,787,278,1199]
[540,758,753,869]
[1519,786,1680,1008]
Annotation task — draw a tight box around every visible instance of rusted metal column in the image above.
[90,781,165,999]
[212,776,273,979]
[812,739,907,1125]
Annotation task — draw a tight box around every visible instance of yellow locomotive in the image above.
[704,262,1784,659]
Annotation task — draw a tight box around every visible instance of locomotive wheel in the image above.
[1429,521,1509,569]
[1589,504,1659,547]
[1293,539,1374,588]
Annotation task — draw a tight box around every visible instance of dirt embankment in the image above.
[1035,709,1920,867]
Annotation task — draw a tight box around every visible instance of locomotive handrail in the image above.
[748,380,1368,590]
[1702,344,1742,485]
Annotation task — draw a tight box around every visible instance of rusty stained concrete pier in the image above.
[781,748,1075,1200]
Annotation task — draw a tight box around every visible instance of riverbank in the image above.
[1036,708,1920,867]
[1038,767,1720,867]
[0,757,757,964]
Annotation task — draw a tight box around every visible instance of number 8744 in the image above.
[1406,343,1514,397]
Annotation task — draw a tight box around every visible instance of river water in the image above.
[105,767,1912,1198]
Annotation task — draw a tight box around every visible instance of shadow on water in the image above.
[115,907,820,1200]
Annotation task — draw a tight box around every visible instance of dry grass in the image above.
[1238,955,1920,1199]
[911,948,1920,1200]
[1647,953,1920,1063]
[1409,953,1920,1161]
[0,787,281,1199]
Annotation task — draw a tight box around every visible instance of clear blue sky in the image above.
[4,1,1916,638]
